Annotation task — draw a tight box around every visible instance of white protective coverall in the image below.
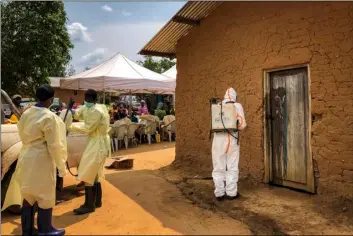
[2,106,68,210]
[212,88,246,197]
[70,104,111,186]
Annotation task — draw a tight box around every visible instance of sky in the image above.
[64,1,185,73]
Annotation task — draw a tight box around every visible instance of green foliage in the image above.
[137,56,175,73]
[1,1,73,96]
[159,58,176,73]
[67,64,76,76]
[154,109,166,121]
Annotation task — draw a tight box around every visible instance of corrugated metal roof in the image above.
[139,1,222,58]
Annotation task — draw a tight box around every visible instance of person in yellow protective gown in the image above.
[70,89,111,215]
[1,85,67,236]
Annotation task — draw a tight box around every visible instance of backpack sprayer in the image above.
[209,98,240,145]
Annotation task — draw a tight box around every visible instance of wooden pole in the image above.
[129,90,132,115]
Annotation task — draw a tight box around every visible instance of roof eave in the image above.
[138,1,222,58]
[139,50,176,59]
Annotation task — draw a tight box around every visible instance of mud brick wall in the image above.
[175,2,353,196]
[54,88,85,105]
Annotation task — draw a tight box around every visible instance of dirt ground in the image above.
[1,143,249,235]
[160,165,353,235]
[2,142,353,235]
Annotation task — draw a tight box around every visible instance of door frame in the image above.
[263,64,315,193]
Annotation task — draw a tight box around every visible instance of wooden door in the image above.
[268,67,314,193]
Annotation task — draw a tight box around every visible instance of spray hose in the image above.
[62,98,78,177]
[209,98,240,145]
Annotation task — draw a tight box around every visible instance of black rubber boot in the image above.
[216,195,226,202]
[95,182,102,208]
[37,207,65,236]
[76,181,85,188]
[73,186,95,215]
[226,193,240,200]
[21,204,35,235]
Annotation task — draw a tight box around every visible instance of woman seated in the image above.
[118,102,128,118]
[109,104,118,124]
[130,112,138,123]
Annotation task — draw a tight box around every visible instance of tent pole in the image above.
[103,78,106,104]
[129,90,132,115]
[173,94,175,107]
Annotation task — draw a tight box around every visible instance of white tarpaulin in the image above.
[60,53,175,94]
[162,65,177,79]
[49,77,62,88]
[162,65,177,107]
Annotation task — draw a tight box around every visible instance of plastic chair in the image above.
[114,124,128,151]
[109,126,117,152]
[126,123,140,148]
[145,122,157,145]
[163,120,176,142]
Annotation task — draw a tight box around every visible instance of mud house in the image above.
[49,77,85,104]
[140,1,353,196]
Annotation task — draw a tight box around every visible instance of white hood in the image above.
[223,87,237,103]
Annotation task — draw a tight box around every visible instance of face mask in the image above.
[84,101,94,108]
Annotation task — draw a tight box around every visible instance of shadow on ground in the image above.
[105,169,203,235]
[112,142,175,157]
[1,184,87,235]
[105,169,250,235]
[158,166,353,235]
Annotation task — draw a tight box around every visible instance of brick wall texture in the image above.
[175,2,353,196]
[54,88,85,105]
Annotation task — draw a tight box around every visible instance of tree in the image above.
[67,64,76,76]
[136,56,176,111]
[137,56,175,74]
[1,1,73,96]
[159,58,176,73]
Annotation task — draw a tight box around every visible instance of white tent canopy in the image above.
[60,53,175,94]
[49,77,62,88]
[162,65,177,79]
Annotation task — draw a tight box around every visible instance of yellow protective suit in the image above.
[70,104,111,186]
[2,106,68,210]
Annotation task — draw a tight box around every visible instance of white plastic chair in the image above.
[109,126,117,152]
[163,120,176,142]
[126,123,140,148]
[145,122,157,145]
[114,124,128,151]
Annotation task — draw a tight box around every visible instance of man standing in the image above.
[70,89,110,215]
[212,88,246,201]
[2,85,67,235]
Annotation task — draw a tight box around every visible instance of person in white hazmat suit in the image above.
[69,89,110,215]
[212,87,246,201]
[1,85,68,236]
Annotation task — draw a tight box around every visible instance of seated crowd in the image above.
[108,99,176,146]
